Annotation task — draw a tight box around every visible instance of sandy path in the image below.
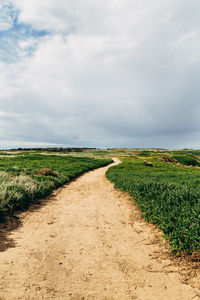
[0,158,199,300]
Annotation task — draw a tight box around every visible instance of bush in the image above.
[35,168,58,177]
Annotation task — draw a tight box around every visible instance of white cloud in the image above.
[0,110,8,116]
[176,32,197,44]
[1,0,200,148]
[19,38,36,50]
[13,0,166,36]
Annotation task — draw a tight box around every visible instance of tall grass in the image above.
[0,172,38,213]
[0,155,112,218]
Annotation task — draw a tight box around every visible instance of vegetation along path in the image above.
[0,158,199,299]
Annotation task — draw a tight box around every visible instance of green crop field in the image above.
[106,152,200,255]
[0,153,112,220]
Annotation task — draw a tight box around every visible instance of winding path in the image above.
[0,158,199,299]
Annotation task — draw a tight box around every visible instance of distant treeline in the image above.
[1,147,97,153]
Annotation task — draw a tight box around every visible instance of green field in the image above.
[1,147,200,256]
[0,153,112,220]
[106,155,200,255]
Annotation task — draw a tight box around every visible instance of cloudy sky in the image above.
[0,0,200,149]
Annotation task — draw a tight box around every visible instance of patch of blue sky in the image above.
[0,2,50,63]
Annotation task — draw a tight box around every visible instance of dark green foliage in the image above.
[170,150,200,156]
[0,154,111,218]
[106,159,200,254]
[143,161,154,167]
[173,155,200,166]
[138,150,152,157]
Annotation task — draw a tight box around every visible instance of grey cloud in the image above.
[1,1,200,148]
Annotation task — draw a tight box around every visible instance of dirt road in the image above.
[0,158,199,299]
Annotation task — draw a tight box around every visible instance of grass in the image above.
[172,155,200,166]
[0,153,112,218]
[1,147,200,256]
[106,156,200,255]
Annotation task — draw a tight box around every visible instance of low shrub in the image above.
[143,161,154,167]
[35,168,58,177]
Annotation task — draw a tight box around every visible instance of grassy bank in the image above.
[106,158,200,255]
[0,154,112,220]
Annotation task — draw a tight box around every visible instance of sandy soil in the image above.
[0,158,199,300]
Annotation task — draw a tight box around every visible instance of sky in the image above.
[0,0,200,149]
